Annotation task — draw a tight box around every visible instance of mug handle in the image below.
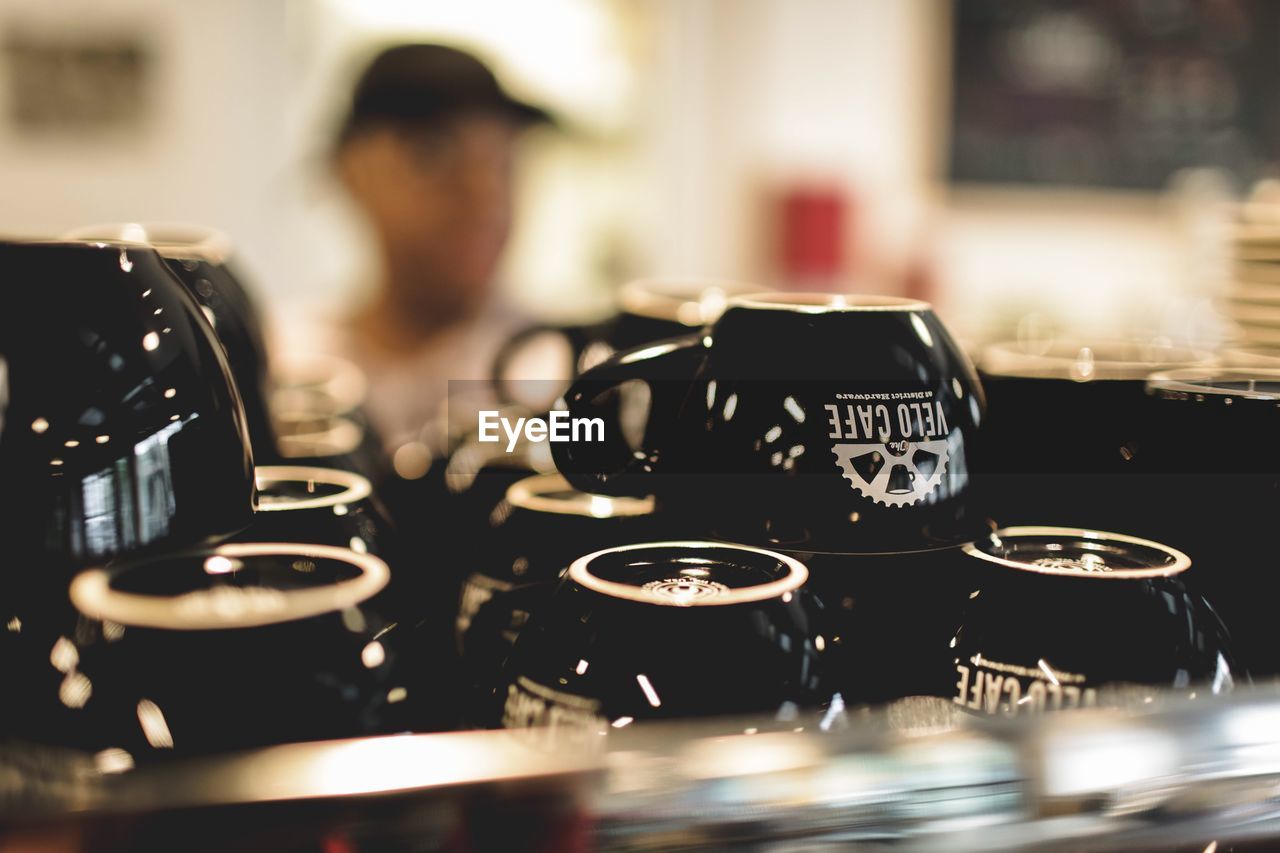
[551,333,709,495]
[490,324,598,407]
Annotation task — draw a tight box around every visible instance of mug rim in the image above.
[255,465,373,511]
[728,292,932,314]
[506,473,656,518]
[962,526,1191,580]
[0,238,165,251]
[1147,367,1280,400]
[619,277,753,325]
[981,339,1216,380]
[69,542,391,630]
[567,540,808,606]
[61,222,233,264]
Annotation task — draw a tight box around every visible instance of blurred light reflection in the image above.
[136,699,174,749]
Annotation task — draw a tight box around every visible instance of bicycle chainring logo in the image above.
[824,391,951,508]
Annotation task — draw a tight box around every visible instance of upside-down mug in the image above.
[63,222,276,460]
[456,473,662,721]
[929,527,1239,717]
[498,541,830,734]
[0,239,254,580]
[552,293,988,554]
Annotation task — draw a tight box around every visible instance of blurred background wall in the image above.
[0,0,1268,345]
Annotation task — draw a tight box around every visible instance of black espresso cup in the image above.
[456,473,661,719]
[975,339,1214,534]
[382,407,560,710]
[1141,367,1280,479]
[923,527,1239,718]
[497,541,830,734]
[553,293,988,554]
[233,464,430,632]
[2,543,430,758]
[63,223,276,461]
[0,240,254,584]
[1138,368,1280,676]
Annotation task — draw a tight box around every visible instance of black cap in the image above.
[339,43,551,145]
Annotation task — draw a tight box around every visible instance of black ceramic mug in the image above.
[63,223,276,460]
[975,339,1214,534]
[0,240,254,581]
[455,473,661,719]
[924,527,1239,718]
[0,241,258,758]
[240,465,393,555]
[1,543,432,758]
[552,293,987,554]
[379,406,561,715]
[498,541,830,734]
[1138,368,1280,676]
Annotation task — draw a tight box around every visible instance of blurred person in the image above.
[333,44,551,449]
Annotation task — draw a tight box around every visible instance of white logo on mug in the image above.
[825,391,951,507]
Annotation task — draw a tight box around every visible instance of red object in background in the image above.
[775,183,849,286]
[322,834,357,853]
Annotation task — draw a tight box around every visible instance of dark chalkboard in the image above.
[949,0,1280,190]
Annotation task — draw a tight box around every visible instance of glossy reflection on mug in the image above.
[63,222,276,459]
[0,240,254,584]
[933,527,1238,718]
[498,541,830,735]
[26,543,431,758]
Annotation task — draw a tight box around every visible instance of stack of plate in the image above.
[1220,199,1280,355]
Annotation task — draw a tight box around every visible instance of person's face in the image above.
[340,112,519,319]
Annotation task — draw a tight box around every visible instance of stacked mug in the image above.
[0,235,1254,757]
[489,290,1245,737]
[550,292,988,713]
[0,235,428,761]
